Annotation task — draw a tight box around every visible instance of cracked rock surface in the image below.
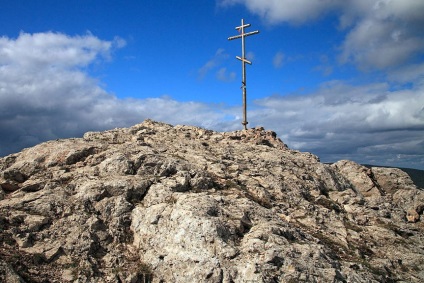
[1,119,423,282]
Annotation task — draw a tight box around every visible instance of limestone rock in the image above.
[406,209,420,223]
[1,119,423,282]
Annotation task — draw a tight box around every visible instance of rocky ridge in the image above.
[0,119,423,282]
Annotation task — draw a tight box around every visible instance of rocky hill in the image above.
[1,119,423,283]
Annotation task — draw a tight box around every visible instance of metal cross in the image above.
[228,19,259,130]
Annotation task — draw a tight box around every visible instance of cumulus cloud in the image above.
[219,0,338,25]
[339,1,424,70]
[0,32,240,156]
[388,63,424,83]
[0,32,121,69]
[219,0,424,74]
[248,80,424,169]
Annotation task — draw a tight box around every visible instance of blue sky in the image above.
[1,0,423,170]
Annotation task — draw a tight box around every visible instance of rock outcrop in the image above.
[1,119,423,282]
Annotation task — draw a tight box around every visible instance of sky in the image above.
[0,0,423,170]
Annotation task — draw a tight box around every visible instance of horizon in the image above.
[0,0,423,170]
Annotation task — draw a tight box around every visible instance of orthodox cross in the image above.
[228,19,259,130]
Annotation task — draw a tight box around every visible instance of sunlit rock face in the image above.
[1,119,423,282]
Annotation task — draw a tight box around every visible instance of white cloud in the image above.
[219,0,424,73]
[219,0,338,25]
[249,80,424,169]
[0,32,123,69]
[198,48,229,79]
[273,51,284,68]
[0,32,240,156]
[388,63,424,83]
[339,11,424,70]
[216,67,236,82]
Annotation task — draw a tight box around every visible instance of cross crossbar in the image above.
[236,56,252,65]
[228,30,259,41]
[235,23,251,30]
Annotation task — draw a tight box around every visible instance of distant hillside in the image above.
[363,165,424,189]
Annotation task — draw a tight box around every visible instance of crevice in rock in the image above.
[236,212,253,238]
[65,147,98,165]
[267,256,284,268]
[125,181,153,205]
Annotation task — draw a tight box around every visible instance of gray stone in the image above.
[0,119,423,282]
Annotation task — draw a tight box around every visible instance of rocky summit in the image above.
[1,119,423,283]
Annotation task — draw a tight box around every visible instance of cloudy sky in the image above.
[1,0,423,169]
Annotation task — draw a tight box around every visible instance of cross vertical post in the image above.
[228,19,259,130]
